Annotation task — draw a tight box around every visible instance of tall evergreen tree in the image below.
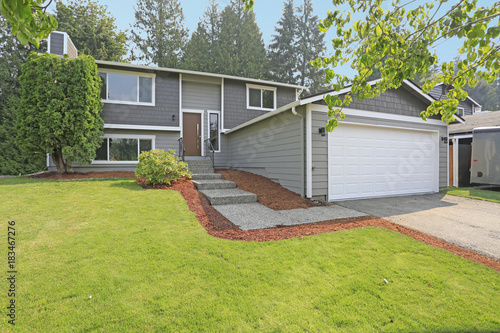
[295,0,326,94]
[217,0,268,79]
[130,0,189,68]
[267,0,297,84]
[54,0,127,62]
[0,17,46,175]
[182,0,221,73]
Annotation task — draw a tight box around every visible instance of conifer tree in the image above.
[268,0,297,84]
[295,0,326,94]
[54,0,127,62]
[130,0,188,68]
[0,17,46,175]
[182,0,221,73]
[217,0,267,79]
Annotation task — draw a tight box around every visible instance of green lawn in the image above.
[1,178,499,332]
[442,186,500,203]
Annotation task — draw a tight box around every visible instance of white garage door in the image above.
[328,123,439,201]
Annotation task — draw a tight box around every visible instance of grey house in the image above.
[449,111,500,187]
[428,83,483,187]
[46,32,455,201]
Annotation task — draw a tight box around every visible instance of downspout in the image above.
[291,106,305,197]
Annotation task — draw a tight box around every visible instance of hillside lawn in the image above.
[1,177,499,332]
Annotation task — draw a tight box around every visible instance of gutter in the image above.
[291,106,305,198]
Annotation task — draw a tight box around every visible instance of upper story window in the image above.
[456,107,465,117]
[98,70,155,106]
[247,84,277,111]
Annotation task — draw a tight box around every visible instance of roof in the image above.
[449,111,500,135]
[432,83,482,107]
[226,79,460,134]
[95,60,307,90]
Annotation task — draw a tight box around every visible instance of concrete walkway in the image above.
[337,193,500,260]
[214,203,367,230]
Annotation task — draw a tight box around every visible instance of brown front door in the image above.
[183,113,202,156]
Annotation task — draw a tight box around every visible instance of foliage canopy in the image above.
[17,52,104,173]
[243,0,500,129]
[0,17,46,175]
[0,0,57,47]
[54,0,127,62]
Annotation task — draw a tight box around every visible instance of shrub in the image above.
[135,149,191,185]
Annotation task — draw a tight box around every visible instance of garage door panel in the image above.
[328,124,438,201]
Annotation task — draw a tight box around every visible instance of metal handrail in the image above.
[178,137,185,161]
[205,138,215,168]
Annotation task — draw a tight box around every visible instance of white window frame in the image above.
[99,69,156,106]
[246,84,277,111]
[92,134,156,164]
[456,107,465,117]
[208,111,221,153]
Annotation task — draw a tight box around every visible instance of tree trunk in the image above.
[51,148,67,173]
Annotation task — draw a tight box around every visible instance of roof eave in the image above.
[94,60,307,90]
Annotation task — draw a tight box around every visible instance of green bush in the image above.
[135,149,191,185]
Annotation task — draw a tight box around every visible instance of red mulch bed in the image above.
[33,171,500,272]
[215,169,322,210]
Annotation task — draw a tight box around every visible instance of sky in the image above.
[47,0,498,78]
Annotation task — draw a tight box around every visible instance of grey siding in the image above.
[214,134,231,169]
[314,86,429,117]
[225,110,304,195]
[182,81,221,111]
[49,32,64,55]
[429,85,474,115]
[100,69,180,127]
[223,79,297,129]
[310,111,448,199]
[49,129,180,172]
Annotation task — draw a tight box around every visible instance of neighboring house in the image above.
[449,111,500,187]
[429,83,482,116]
[45,32,456,201]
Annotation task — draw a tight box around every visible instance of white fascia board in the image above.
[104,124,181,131]
[467,95,482,107]
[301,80,465,124]
[224,101,300,134]
[299,79,383,105]
[309,104,449,127]
[450,133,473,139]
[95,60,306,90]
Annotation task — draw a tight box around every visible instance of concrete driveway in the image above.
[336,193,500,260]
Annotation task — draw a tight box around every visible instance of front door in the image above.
[183,113,202,156]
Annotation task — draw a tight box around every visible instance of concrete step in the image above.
[188,166,214,174]
[200,189,258,205]
[193,179,236,190]
[186,159,214,174]
[191,173,222,180]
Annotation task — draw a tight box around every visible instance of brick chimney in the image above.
[46,31,78,58]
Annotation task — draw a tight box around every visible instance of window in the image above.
[473,106,481,114]
[247,84,276,110]
[94,135,155,163]
[98,70,155,106]
[456,107,464,117]
[209,112,220,151]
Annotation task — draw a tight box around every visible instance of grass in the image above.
[1,177,499,332]
[442,186,500,203]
